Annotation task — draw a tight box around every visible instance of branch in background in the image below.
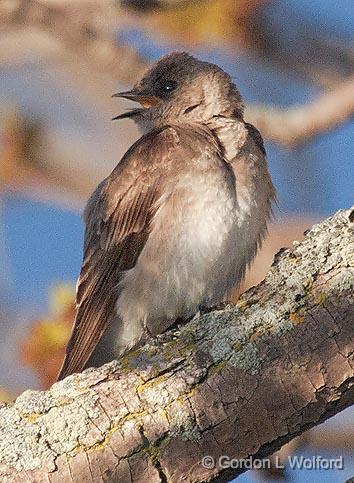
[246,75,354,147]
[1,0,354,152]
[121,0,206,10]
[0,110,91,209]
[0,207,353,482]
[0,0,149,84]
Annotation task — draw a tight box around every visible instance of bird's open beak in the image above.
[112,90,160,120]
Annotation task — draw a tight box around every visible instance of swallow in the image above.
[57,52,275,380]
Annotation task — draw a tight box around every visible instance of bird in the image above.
[57,52,276,380]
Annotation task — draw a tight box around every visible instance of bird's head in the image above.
[112,52,244,132]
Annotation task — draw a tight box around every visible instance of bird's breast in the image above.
[116,154,265,335]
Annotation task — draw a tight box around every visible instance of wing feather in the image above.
[57,127,173,380]
[57,124,221,380]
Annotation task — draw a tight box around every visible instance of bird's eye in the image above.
[161,80,177,92]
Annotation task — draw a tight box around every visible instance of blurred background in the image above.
[0,1,353,481]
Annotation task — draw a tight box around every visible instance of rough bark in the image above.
[0,207,353,483]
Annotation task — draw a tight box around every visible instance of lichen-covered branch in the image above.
[0,207,353,482]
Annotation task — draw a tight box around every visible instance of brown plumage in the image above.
[58,52,275,380]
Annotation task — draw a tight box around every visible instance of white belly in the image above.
[115,163,259,344]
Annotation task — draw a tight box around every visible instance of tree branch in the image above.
[0,207,353,482]
[1,1,354,150]
[245,76,354,147]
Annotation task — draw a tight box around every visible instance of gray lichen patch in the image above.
[169,410,201,442]
[0,377,105,472]
[209,336,233,363]
[15,389,56,416]
[328,268,354,294]
[229,342,261,373]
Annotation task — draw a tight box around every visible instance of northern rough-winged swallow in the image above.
[57,52,276,380]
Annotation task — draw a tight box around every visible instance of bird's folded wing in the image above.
[57,127,177,380]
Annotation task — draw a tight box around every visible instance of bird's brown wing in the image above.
[57,127,175,380]
[245,122,266,156]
